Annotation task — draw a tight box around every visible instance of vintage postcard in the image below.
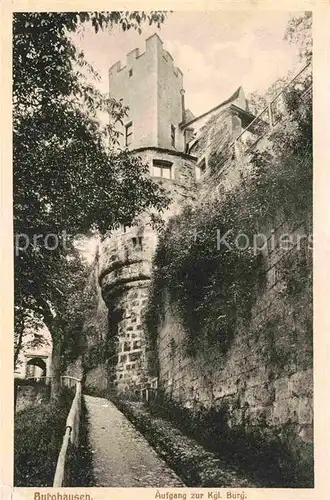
[1,1,329,500]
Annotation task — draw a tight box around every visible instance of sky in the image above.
[73,10,302,116]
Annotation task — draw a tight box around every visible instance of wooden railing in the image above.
[16,375,83,485]
[53,376,82,487]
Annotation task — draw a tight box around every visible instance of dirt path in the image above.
[84,395,185,487]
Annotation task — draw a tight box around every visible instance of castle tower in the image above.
[99,34,197,395]
[109,33,185,152]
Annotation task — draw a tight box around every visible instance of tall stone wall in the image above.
[156,218,312,442]
[154,103,313,463]
[98,218,159,394]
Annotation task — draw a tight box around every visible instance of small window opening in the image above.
[132,236,143,251]
[129,68,133,77]
[196,159,206,180]
[171,124,176,148]
[125,122,133,147]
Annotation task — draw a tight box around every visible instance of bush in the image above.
[14,388,73,486]
[67,396,95,486]
[146,391,313,487]
[144,87,312,357]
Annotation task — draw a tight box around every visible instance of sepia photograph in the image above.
[11,7,314,492]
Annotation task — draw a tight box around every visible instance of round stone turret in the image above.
[99,149,197,394]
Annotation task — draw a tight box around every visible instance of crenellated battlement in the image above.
[108,33,185,151]
[161,49,183,78]
[109,33,183,79]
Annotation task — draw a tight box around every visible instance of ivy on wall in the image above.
[144,87,312,356]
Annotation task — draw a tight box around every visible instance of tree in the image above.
[14,11,169,399]
[247,12,312,116]
[247,77,288,116]
[285,11,312,64]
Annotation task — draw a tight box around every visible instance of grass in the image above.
[146,393,314,488]
[14,386,95,487]
[112,397,255,487]
[68,396,96,487]
[14,387,73,487]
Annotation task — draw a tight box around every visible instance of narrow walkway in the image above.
[84,395,185,487]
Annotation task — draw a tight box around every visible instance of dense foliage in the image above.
[13,11,169,395]
[14,387,72,486]
[285,11,312,64]
[145,83,312,354]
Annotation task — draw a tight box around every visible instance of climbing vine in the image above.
[144,86,312,356]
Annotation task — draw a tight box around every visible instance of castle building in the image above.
[109,33,186,152]
[84,35,313,476]
[98,33,254,394]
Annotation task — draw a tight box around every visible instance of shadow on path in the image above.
[84,395,185,487]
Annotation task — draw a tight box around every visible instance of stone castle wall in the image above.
[156,217,312,442]
[86,41,312,466]
[154,105,313,457]
[98,149,197,394]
